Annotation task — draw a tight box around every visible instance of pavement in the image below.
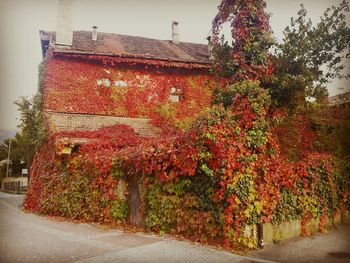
[0,191,349,263]
[0,192,271,263]
[248,223,350,263]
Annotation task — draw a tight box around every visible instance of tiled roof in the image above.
[46,111,158,137]
[40,30,210,64]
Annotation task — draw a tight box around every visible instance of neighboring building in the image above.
[2,177,28,193]
[328,92,350,109]
[39,0,214,144]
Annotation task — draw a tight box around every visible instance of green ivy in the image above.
[272,187,302,225]
[110,200,128,221]
[111,157,125,179]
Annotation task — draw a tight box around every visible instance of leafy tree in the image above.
[211,1,350,110]
[210,36,235,78]
[211,0,274,110]
[267,1,350,109]
[0,136,28,178]
[14,62,46,170]
[212,0,274,82]
[15,96,45,165]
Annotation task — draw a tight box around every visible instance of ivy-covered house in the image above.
[25,0,350,247]
[39,1,214,147]
[33,0,215,225]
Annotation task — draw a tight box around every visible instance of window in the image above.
[114,80,128,87]
[96,78,111,87]
[169,87,183,102]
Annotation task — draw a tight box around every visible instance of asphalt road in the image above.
[0,192,270,263]
[1,191,349,263]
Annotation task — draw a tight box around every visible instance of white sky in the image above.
[0,0,349,130]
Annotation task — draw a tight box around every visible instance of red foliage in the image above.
[212,0,273,81]
[23,19,348,246]
[272,110,317,160]
[24,124,144,215]
[44,57,214,129]
[23,141,53,211]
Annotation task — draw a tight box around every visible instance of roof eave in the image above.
[51,48,211,68]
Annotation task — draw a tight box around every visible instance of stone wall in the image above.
[244,210,350,247]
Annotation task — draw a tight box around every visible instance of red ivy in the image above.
[212,0,274,81]
[44,56,214,129]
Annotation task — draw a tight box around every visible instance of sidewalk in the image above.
[0,191,24,198]
[0,193,273,263]
[1,192,349,263]
[248,224,350,263]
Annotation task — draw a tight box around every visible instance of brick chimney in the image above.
[56,0,73,46]
[172,21,179,44]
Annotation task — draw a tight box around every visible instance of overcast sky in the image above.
[0,0,349,131]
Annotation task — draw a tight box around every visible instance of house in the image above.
[40,0,214,145]
[35,0,216,225]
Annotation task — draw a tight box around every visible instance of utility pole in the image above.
[6,138,12,178]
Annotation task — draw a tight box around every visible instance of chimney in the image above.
[92,26,98,41]
[56,0,73,46]
[207,36,213,59]
[172,21,179,44]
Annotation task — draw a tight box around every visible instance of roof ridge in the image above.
[40,30,211,64]
[42,30,209,47]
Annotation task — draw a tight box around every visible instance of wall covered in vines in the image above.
[24,78,350,249]
[44,56,215,130]
[23,0,350,251]
[24,124,143,224]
